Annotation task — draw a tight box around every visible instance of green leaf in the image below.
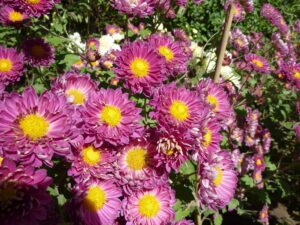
[214,214,223,225]
[228,198,239,210]
[179,160,196,175]
[241,175,254,188]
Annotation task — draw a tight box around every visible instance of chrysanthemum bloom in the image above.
[261,129,271,153]
[194,118,223,158]
[0,159,53,225]
[4,0,56,17]
[294,125,300,141]
[52,72,98,107]
[175,0,188,7]
[123,185,176,225]
[261,3,289,34]
[72,59,85,70]
[173,29,191,46]
[0,46,24,83]
[0,6,28,26]
[253,169,264,189]
[113,40,166,95]
[197,150,237,210]
[111,0,158,18]
[245,135,259,148]
[86,38,100,51]
[68,140,116,183]
[245,107,260,138]
[115,138,168,194]
[244,53,270,74]
[150,83,207,131]
[230,127,244,145]
[225,1,245,22]
[285,63,300,89]
[148,33,190,76]
[152,126,192,173]
[294,20,300,35]
[253,154,265,171]
[193,0,205,4]
[197,78,233,121]
[81,88,143,146]
[106,24,121,35]
[259,205,269,224]
[76,180,122,225]
[271,33,289,57]
[0,87,77,167]
[240,0,253,13]
[22,38,55,67]
[231,28,249,53]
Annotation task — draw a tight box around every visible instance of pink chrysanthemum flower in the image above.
[68,139,116,183]
[253,154,265,171]
[0,159,53,225]
[231,28,249,53]
[271,33,289,57]
[74,180,122,225]
[148,33,189,76]
[81,88,143,146]
[115,138,168,194]
[240,0,254,13]
[111,0,158,18]
[253,169,264,189]
[197,150,237,210]
[259,205,269,224]
[123,185,176,225]
[22,38,55,67]
[244,53,270,74]
[197,78,233,121]
[106,24,121,35]
[0,46,24,84]
[261,129,271,153]
[0,87,77,167]
[0,6,28,26]
[150,83,207,131]
[169,219,195,225]
[285,63,300,89]
[113,40,166,95]
[245,107,260,138]
[151,126,192,173]
[86,37,100,51]
[225,1,245,22]
[52,72,98,107]
[4,0,56,17]
[261,3,289,34]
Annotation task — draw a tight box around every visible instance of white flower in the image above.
[99,35,121,56]
[190,41,204,59]
[221,66,241,88]
[204,49,217,73]
[111,33,125,42]
[68,32,85,53]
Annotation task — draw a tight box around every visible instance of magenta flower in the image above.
[115,138,168,194]
[0,159,52,225]
[261,3,289,34]
[86,37,100,51]
[259,205,269,224]
[197,150,237,210]
[150,82,207,131]
[231,28,249,52]
[197,78,233,121]
[68,139,116,183]
[0,46,24,84]
[244,53,270,74]
[253,154,265,171]
[261,129,271,153]
[123,185,176,225]
[225,1,245,22]
[4,0,56,17]
[51,71,98,106]
[246,107,260,138]
[0,87,77,167]
[152,126,192,173]
[240,0,253,13]
[111,0,158,18]
[106,24,121,35]
[81,88,143,146]
[113,40,166,95]
[271,33,289,56]
[285,63,300,89]
[22,37,55,67]
[72,180,122,225]
[0,6,28,26]
[148,33,190,77]
[253,169,264,189]
[294,124,300,141]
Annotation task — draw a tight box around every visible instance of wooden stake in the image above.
[213,4,235,83]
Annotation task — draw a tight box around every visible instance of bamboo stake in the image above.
[213,4,235,83]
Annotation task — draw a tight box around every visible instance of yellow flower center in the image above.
[74,59,83,65]
[256,159,262,166]
[66,88,85,105]
[169,100,189,122]
[82,146,101,166]
[0,184,16,202]
[207,94,219,112]
[252,59,263,68]
[100,105,122,127]
[130,58,149,78]
[19,114,49,140]
[203,127,212,147]
[236,38,244,47]
[213,166,223,186]
[83,186,106,212]
[108,28,116,34]
[233,6,239,16]
[255,172,261,181]
[0,156,3,167]
[166,149,174,155]
[0,59,13,73]
[158,46,174,61]
[126,147,148,171]
[26,0,41,4]
[89,42,95,47]
[138,194,161,218]
[8,11,23,22]
[293,72,300,79]
[31,45,45,58]
[261,212,265,219]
